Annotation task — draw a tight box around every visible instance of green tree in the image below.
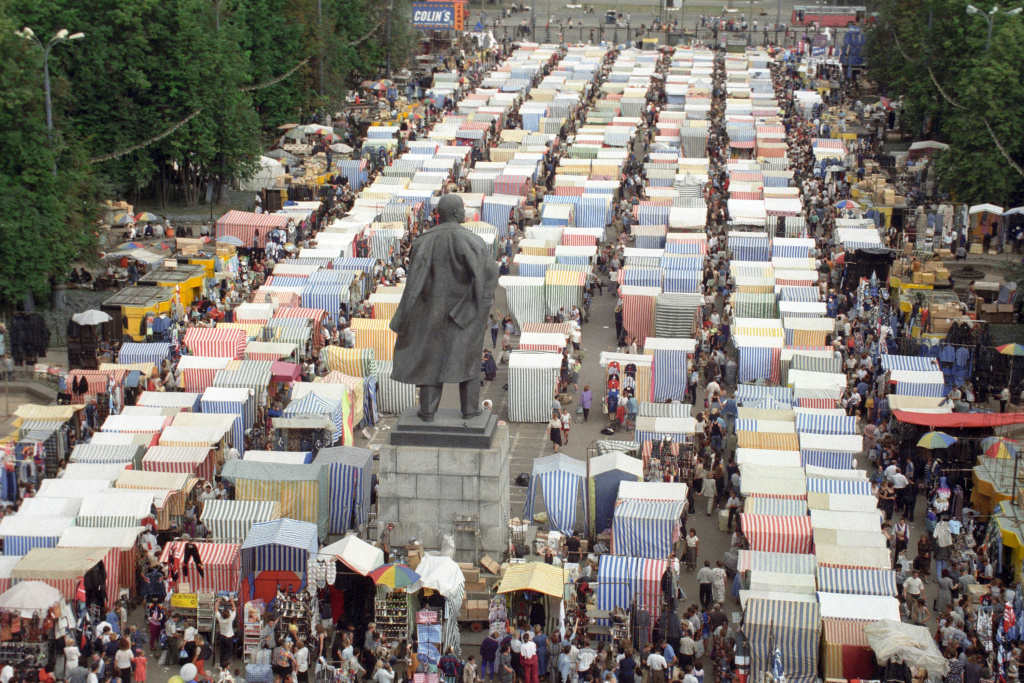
[867,0,1024,206]
[0,5,99,305]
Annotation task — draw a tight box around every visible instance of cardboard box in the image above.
[464,580,488,593]
[480,555,501,575]
[884,189,896,205]
[934,267,950,281]
[407,549,423,570]
[921,272,935,285]
[912,271,923,284]
[461,568,481,584]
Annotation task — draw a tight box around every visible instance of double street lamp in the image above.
[965,4,1022,51]
[14,27,85,174]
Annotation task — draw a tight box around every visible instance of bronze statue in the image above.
[389,195,499,421]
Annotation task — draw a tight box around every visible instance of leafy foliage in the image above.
[866,0,1024,206]
[0,0,410,305]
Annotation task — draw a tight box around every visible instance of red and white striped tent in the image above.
[58,526,142,608]
[159,542,241,594]
[739,514,814,554]
[183,328,247,359]
[11,547,115,609]
[176,356,233,392]
[215,211,289,248]
[143,445,216,483]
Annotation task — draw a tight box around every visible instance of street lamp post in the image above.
[15,27,85,175]
[966,4,1023,51]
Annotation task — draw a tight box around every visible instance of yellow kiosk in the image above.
[137,264,207,308]
[101,287,174,341]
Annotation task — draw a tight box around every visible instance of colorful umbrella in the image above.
[118,241,144,250]
[110,212,135,225]
[134,212,163,223]
[917,431,958,449]
[321,132,342,142]
[981,437,1020,459]
[997,344,1024,357]
[367,563,419,588]
[836,200,860,210]
[369,79,395,91]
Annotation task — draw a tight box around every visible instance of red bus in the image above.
[791,5,867,26]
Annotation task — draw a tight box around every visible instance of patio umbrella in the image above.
[917,431,957,449]
[283,128,306,141]
[331,143,354,153]
[277,123,300,130]
[111,212,135,225]
[134,212,163,223]
[836,200,860,210]
[217,235,244,247]
[0,582,62,615]
[71,310,113,326]
[118,241,144,250]
[368,563,420,589]
[997,344,1024,357]
[321,132,342,142]
[981,437,1020,459]
[370,79,395,91]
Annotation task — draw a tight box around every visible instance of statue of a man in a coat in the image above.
[389,195,500,421]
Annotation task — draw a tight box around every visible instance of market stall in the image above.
[610,499,684,558]
[220,460,330,537]
[201,500,282,544]
[524,454,587,535]
[314,446,374,534]
[588,452,643,536]
[496,562,566,636]
[240,519,319,602]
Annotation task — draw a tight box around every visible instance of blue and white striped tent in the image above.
[743,498,808,517]
[736,385,793,404]
[0,515,75,556]
[737,550,818,574]
[595,555,675,633]
[806,478,872,496]
[651,349,688,403]
[577,196,611,228]
[374,361,417,415]
[794,414,859,435]
[200,386,253,456]
[816,566,898,597]
[283,392,344,444]
[589,451,643,536]
[315,446,373,534]
[240,519,319,588]
[118,342,173,366]
[728,235,771,261]
[777,286,822,302]
[790,354,842,375]
[800,450,853,469]
[212,362,273,425]
[619,268,663,288]
[880,355,940,372]
[611,499,684,558]
[663,271,702,293]
[745,598,821,683]
[482,195,523,235]
[894,381,947,397]
[524,454,587,535]
[300,283,342,324]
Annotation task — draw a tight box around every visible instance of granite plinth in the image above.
[389,408,499,448]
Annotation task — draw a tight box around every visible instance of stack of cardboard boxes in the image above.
[459,563,490,623]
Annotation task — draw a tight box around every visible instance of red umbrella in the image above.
[835,252,846,265]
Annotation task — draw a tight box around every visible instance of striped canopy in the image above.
[737,550,817,574]
[183,328,246,359]
[118,342,173,366]
[739,514,814,554]
[315,446,373,534]
[745,598,821,683]
[524,454,587,535]
[240,518,319,580]
[610,499,684,558]
[817,566,898,597]
[201,500,281,543]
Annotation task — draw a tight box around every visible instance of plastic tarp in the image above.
[817,592,900,622]
[861,620,949,679]
[317,535,384,576]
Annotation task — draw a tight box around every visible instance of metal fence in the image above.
[484,22,853,49]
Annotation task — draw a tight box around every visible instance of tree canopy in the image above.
[866,0,1024,207]
[0,0,410,304]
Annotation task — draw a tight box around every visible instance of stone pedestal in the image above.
[376,423,510,564]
